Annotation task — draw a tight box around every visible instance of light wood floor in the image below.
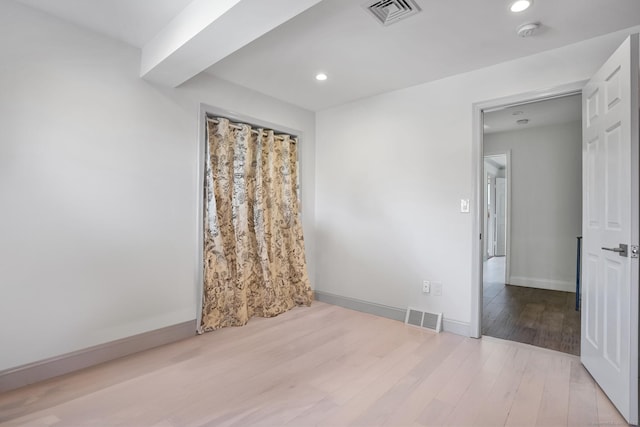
[0,302,626,427]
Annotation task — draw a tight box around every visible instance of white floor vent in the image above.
[405,307,442,332]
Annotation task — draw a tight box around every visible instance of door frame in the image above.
[470,81,586,338]
[483,166,496,259]
[483,152,511,282]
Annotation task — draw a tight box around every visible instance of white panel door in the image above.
[581,34,639,424]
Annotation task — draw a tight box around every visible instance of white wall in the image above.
[485,122,582,292]
[315,26,640,329]
[0,1,315,371]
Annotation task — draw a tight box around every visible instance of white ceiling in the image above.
[484,94,582,134]
[16,0,193,47]
[14,0,640,111]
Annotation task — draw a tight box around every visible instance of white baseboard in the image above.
[442,319,471,336]
[314,290,406,321]
[0,320,196,393]
[508,276,575,293]
[314,291,471,337]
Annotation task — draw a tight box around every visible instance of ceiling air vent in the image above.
[365,0,421,26]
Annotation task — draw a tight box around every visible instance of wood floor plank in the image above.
[444,343,529,426]
[0,302,625,427]
[483,278,581,355]
[535,351,572,426]
[567,383,597,427]
[381,337,478,426]
[504,351,550,426]
[354,333,466,427]
[314,334,430,426]
[467,346,530,426]
[595,383,628,426]
[416,338,507,425]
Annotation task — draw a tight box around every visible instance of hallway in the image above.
[482,257,581,355]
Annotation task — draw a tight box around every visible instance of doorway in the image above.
[483,154,507,263]
[480,94,583,355]
[471,36,639,424]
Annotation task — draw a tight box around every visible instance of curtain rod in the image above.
[206,116,297,142]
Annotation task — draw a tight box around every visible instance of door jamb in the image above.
[470,81,587,338]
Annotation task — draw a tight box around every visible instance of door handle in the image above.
[601,243,628,257]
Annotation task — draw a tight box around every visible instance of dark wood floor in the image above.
[483,260,581,356]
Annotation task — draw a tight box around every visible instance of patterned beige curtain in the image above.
[201,117,313,331]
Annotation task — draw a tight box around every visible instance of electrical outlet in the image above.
[432,282,443,296]
[422,280,431,293]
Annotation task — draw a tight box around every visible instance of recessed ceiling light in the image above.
[510,0,532,12]
[315,73,328,81]
[517,119,530,125]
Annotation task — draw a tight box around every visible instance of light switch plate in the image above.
[460,199,470,213]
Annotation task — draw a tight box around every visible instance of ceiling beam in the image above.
[140,0,323,87]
